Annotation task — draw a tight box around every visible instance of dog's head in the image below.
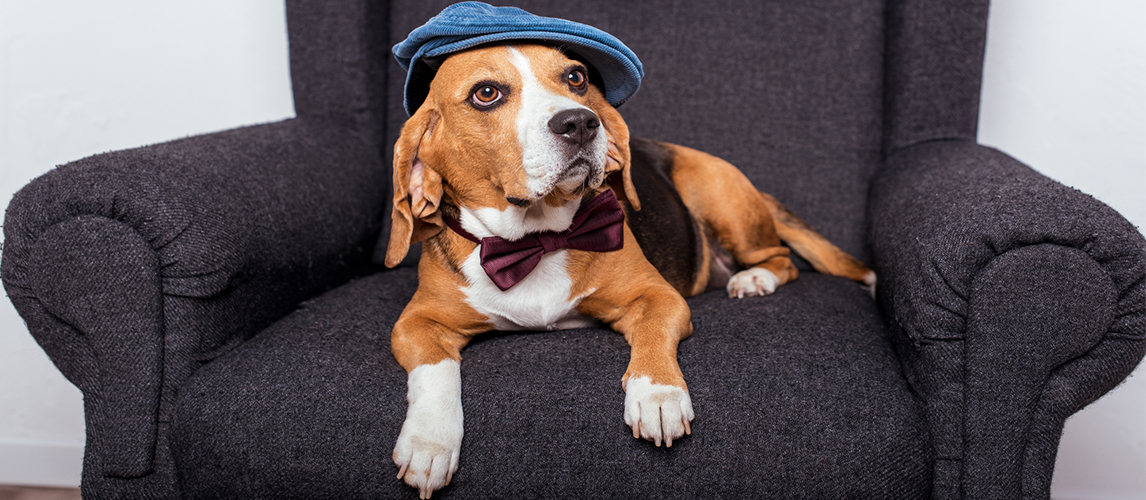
[384,44,640,267]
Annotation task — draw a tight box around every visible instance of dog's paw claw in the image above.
[726,267,779,298]
[624,376,694,447]
[393,433,460,499]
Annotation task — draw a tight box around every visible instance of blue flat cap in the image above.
[393,1,644,115]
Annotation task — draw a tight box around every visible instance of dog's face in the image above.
[384,44,639,267]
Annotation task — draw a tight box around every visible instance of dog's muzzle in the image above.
[548,108,600,147]
[547,108,605,192]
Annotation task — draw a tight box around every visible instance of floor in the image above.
[0,486,81,500]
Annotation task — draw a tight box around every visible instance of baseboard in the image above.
[0,439,83,487]
[1053,493,1145,500]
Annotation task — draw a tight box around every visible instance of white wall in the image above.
[0,0,1142,496]
[978,1,1146,499]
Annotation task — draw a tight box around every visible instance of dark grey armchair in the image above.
[3,0,1143,498]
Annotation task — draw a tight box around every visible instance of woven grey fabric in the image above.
[2,0,1143,499]
[3,118,388,498]
[171,268,930,499]
[869,140,1146,497]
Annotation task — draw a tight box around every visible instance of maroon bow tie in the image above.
[442,190,625,291]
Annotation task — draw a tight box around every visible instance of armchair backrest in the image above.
[284,0,989,263]
[285,0,391,133]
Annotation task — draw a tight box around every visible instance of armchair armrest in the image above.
[1,118,387,480]
[868,139,1145,499]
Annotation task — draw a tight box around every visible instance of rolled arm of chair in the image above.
[867,139,1145,499]
[1,117,388,479]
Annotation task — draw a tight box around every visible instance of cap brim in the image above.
[404,34,641,115]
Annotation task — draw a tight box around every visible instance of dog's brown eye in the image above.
[567,69,586,89]
[472,86,502,106]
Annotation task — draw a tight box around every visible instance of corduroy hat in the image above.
[393,1,644,115]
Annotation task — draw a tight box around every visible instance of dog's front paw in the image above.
[623,375,694,447]
[393,360,464,499]
[393,427,461,499]
[726,267,779,298]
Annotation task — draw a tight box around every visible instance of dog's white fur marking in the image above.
[623,375,695,447]
[393,359,464,499]
[459,201,581,242]
[459,245,597,331]
[726,267,780,298]
[863,270,878,299]
[507,47,607,199]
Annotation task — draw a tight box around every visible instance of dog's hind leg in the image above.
[663,143,874,297]
[663,144,800,297]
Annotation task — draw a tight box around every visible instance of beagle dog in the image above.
[383,43,875,498]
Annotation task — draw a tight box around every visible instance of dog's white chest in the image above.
[460,247,596,331]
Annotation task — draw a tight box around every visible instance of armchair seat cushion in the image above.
[170,266,931,499]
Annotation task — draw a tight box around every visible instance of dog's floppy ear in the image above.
[593,101,640,211]
[385,102,444,267]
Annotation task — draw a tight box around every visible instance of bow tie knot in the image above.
[442,191,626,291]
[537,232,569,254]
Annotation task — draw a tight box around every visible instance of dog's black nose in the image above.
[548,108,600,146]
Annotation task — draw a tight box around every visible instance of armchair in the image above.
[3,0,1142,498]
